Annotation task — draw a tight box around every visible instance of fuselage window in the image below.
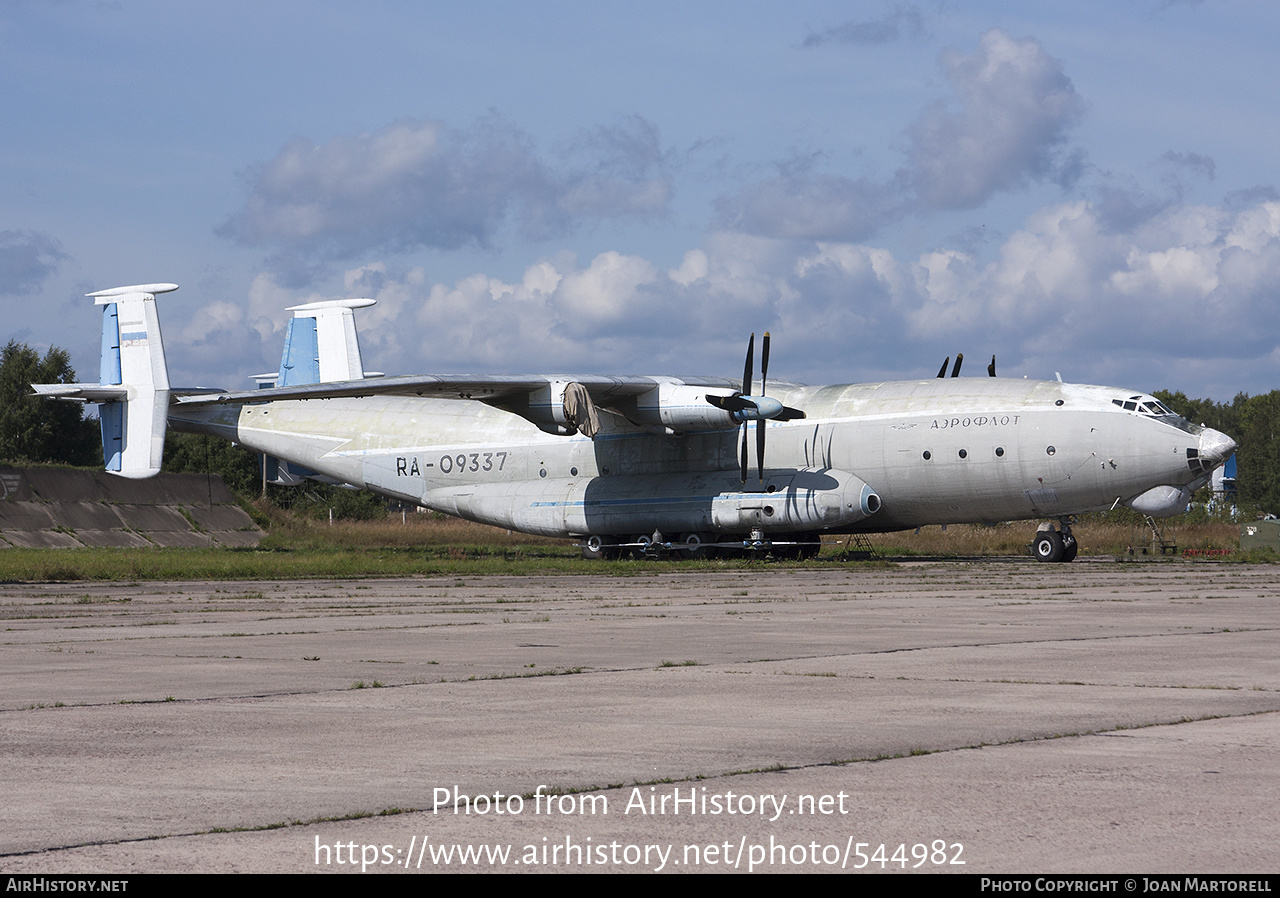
[922,450,932,460]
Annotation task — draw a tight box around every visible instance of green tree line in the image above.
[0,340,99,465]
[1154,389,1280,515]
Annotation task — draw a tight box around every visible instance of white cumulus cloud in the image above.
[905,29,1084,209]
[221,114,673,260]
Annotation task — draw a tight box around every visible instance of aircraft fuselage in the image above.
[170,376,1223,541]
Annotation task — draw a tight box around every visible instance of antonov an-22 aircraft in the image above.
[34,283,1236,562]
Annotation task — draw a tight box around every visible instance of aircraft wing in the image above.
[169,373,791,438]
[37,384,228,402]
[171,373,740,405]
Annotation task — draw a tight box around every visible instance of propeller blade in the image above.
[951,352,964,377]
[761,331,770,394]
[756,419,766,482]
[713,330,802,481]
[707,394,756,413]
[757,332,769,482]
[937,356,950,379]
[988,354,996,377]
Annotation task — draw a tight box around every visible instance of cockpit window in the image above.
[1111,396,1200,433]
[1112,397,1175,416]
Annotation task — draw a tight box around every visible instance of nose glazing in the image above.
[1197,428,1236,465]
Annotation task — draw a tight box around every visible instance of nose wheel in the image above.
[1033,519,1078,563]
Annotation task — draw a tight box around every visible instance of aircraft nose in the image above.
[1197,427,1236,465]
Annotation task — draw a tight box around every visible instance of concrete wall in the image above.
[0,466,261,548]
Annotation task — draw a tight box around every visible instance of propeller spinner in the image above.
[706,332,806,482]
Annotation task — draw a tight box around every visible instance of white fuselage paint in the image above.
[169,377,1221,539]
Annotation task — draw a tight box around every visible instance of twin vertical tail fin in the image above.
[260,298,376,485]
[92,284,176,478]
[33,287,375,483]
[276,298,374,386]
[30,284,176,479]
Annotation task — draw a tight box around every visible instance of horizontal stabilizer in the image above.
[31,383,128,402]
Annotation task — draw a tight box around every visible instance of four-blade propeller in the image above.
[706,332,806,482]
[936,352,997,377]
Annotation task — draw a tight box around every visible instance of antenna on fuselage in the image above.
[950,353,963,377]
[988,355,996,377]
[936,356,950,379]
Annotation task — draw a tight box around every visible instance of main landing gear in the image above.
[579,531,822,560]
[1033,517,1078,563]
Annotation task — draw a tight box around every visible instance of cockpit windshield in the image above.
[1110,395,1202,434]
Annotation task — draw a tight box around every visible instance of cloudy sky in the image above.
[3,0,1277,400]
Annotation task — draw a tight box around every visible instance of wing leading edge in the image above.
[172,373,780,438]
[172,373,757,405]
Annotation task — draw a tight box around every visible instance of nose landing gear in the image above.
[1033,517,1078,563]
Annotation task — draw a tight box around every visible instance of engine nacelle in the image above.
[496,380,596,436]
[625,383,738,432]
[710,468,881,532]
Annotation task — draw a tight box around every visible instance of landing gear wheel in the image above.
[1061,536,1078,562]
[582,535,621,560]
[678,532,712,559]
[797,531,822,559]
[717,536,747,558]
[630,533,654,560]
[771,533,801,560]
[1034,529,1064,563]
